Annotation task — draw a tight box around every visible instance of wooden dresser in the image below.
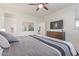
[47,31,65,40]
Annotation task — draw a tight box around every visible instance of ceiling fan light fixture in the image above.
[29,3,48,11]
[38,4,43,8]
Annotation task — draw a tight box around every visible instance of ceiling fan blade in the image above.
[36,7,39,11]
[29,3,38,5]
[43,6,48,10]
[44,3,48,4]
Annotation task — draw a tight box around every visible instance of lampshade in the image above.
[0,29,6,32]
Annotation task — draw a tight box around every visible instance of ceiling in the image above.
[1,3,72,18]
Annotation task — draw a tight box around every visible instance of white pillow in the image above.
[0,35,10,48]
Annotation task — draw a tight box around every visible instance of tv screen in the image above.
[50,20,63,29]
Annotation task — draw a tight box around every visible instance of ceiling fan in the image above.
[29,3,48,11]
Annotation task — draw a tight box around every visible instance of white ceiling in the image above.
[1,3,72,18]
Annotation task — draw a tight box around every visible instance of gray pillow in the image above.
[0,31,18,43]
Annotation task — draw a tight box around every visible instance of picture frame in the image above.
[50,20,63,29]
[22,22,34,31]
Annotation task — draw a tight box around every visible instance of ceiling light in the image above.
[38,4,43,8]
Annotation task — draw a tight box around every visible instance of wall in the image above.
[0,4,47,36]
[16,14,43,36]
[0,5,4,29]
[44,4,79,52]
[4,12,44,36]
[38,22,46,35]
[4,13,17,35]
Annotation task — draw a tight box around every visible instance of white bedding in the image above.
[0,47,3,56]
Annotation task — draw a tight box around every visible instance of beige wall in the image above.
[4,15,17,35]
[38,22,46,35]
[15,14,43,36]
[0,5,4,29]
[0,4,45,36]
[44,4,79,52]
[4,12,44,36]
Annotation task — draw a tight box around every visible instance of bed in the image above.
[1,34,78,56]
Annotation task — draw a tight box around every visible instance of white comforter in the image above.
[0,47,3,56]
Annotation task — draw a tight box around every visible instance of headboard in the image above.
[47,31,65,40]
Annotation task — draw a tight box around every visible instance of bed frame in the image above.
[47,31,65,40]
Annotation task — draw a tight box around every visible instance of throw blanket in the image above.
[30,35,77,56]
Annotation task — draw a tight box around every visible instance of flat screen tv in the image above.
[50,20,63,29]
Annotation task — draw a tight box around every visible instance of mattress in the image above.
[2,35,78,56]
